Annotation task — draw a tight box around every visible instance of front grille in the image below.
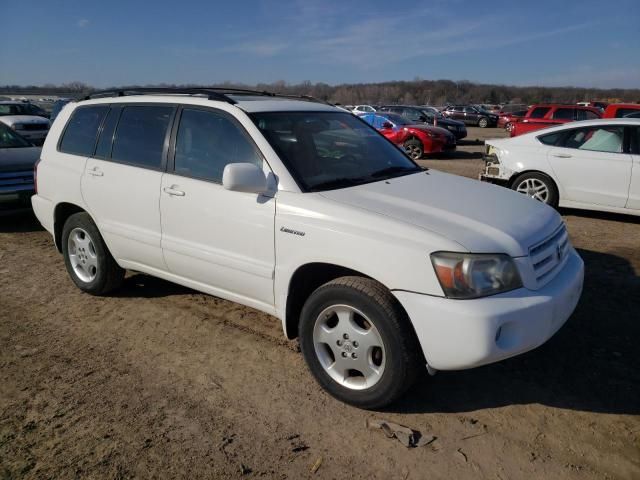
[20,123,49,131]
[0,170,35,193]
[529,224,570,286]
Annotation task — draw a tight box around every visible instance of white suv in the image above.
[32,88,584,408]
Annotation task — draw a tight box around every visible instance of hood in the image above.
[408,124,453,137]
[320,169,561,257]
[0,146,41,171]
[0,115,50,126]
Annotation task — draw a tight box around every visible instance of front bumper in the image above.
[393,249,584,370]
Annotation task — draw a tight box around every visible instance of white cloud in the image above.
[77,18,89,28]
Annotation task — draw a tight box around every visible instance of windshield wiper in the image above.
[307,177,368,192]
[369,165,422,178]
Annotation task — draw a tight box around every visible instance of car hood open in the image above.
[320,169,561,257]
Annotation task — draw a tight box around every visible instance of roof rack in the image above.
[80,87,331,106]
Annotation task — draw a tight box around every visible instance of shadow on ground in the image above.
[0,208,43,233]
[389,247,640,416]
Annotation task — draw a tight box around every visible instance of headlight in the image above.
[430,252,522,299]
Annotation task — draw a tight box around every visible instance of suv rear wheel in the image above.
[299,276,422,409]
[62,212,125,295]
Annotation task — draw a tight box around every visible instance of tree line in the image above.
[2,79,638,106]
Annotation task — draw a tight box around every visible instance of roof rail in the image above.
[80,87,332,106]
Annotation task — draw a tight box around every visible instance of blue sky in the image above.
[1,0,638,88]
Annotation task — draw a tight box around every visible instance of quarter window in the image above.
[59,106,109,156]
[111,106,174,169]
[174,109,263,183]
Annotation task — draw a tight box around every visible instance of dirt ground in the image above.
[1,127,639,479]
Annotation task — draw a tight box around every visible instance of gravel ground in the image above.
[1,127,639,479]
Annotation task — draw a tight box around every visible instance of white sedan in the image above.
[481,118,640,216]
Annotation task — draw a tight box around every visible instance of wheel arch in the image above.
[53,202,90,252]
[283,262,415,342]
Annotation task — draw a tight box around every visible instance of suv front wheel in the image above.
[299,276,422,409]
[62,212,125,295]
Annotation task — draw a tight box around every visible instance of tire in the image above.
[299,276,423,409]
[62,212,125,295]
[505,122,513,132]
[403,138,424,160]
[511,172,559,208]
[478,117,489,128]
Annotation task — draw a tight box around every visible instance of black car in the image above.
[378,105,467,140]
[442,105,498,128]
[0,122,40,207]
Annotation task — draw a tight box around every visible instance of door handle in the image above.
[163,186,185,197]
[552,153,573,158]
[87,167,103,177]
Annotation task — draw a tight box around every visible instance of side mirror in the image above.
[222,163,268,194]
[382,121,393,129]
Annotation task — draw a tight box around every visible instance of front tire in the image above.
[403,138,424,160]
[62,212,125,295]
[511,172,559,207]
[299,276,422,409]
[478,117,489,128]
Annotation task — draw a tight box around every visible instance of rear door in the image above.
[159,106,276,309]
[81,104,175,270]
[545,124,632,207]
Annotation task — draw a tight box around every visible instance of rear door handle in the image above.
[163,186,185,197]
[552,153,573,158]
[87,167,103,177]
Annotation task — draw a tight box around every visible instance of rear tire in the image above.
[478,117,489,128]
[62,212,125,295]
[299,276,423,409]
[403,138,424,160]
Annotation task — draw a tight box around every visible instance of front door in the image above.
[547,124,632,207]
[159,106,276,310]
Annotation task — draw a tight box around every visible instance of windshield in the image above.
[251,111,422,192]
[0,123,32,148]
[421,107,443,118]
[383,113,412,126]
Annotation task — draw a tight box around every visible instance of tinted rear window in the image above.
[59,106,109,156]
[615,108,640,118]
[111,106,174,169]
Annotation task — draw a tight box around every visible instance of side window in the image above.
[529,107,550,119]
[174,108,263,183]
[59,106,109,156]
[538,131,564,146]
[111,105,174,169]
[552,108,574,120]
[631,127,640,154]
[583,110,600,120]
[403,108,421,121]
[94,107,121,159]
[616,108,640,118]
[560,126,624,153]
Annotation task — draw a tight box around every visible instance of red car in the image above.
[510,104,601,137]
[602,103,640,118]
[360,113,456,159]
[497,110,527,131]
